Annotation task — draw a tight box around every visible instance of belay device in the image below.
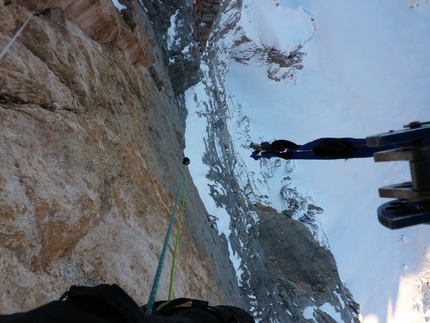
[366,121,430,229]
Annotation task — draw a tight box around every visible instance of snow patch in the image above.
[111,0,126,11]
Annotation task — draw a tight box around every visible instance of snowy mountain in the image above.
[185,0,430,322]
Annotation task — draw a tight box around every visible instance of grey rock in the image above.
[256,213,359,322]
[139,0,206,95]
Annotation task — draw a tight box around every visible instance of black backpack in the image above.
[0,284,145,323]
[0,285,254,323]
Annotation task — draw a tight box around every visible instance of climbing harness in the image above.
[145,157,190,315]
[0,12,34,62]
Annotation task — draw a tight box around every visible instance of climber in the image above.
[250,138,397,160]
[0,284,254,323]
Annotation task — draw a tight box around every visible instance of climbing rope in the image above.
[168,164,187,300]
[145,157,190,315]
[0,12,34,62]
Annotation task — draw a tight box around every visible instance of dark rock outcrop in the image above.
[255,213,360,322]
[139,0,206,95]
[193,0,222,48]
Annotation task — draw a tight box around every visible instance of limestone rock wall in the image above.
[0,0,241,314]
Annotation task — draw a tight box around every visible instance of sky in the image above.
[183,0,430,322]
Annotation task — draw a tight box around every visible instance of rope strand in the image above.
[0,12,34,62]
[145,162,188,314]
[168,167,187,300]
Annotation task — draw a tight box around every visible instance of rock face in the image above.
[140,0,203,95]
[0,0,243,314]
[255,214,360,322]
[193,0,222,48]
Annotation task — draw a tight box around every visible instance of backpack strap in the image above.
[151,298,207,315]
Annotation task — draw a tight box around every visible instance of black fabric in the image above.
[0,284,146,323]
[312,138,355,158]
[141,299,254,323]
[270,140,301,151]
[0,286,253,323]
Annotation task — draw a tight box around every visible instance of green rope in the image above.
[168,166,187,300]
[145,158,190,314]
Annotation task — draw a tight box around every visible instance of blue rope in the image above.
[168,166,187,300]
[145,163,187,314]
[0,12,33,62]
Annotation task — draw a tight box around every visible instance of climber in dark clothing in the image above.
[250,138,397,160]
